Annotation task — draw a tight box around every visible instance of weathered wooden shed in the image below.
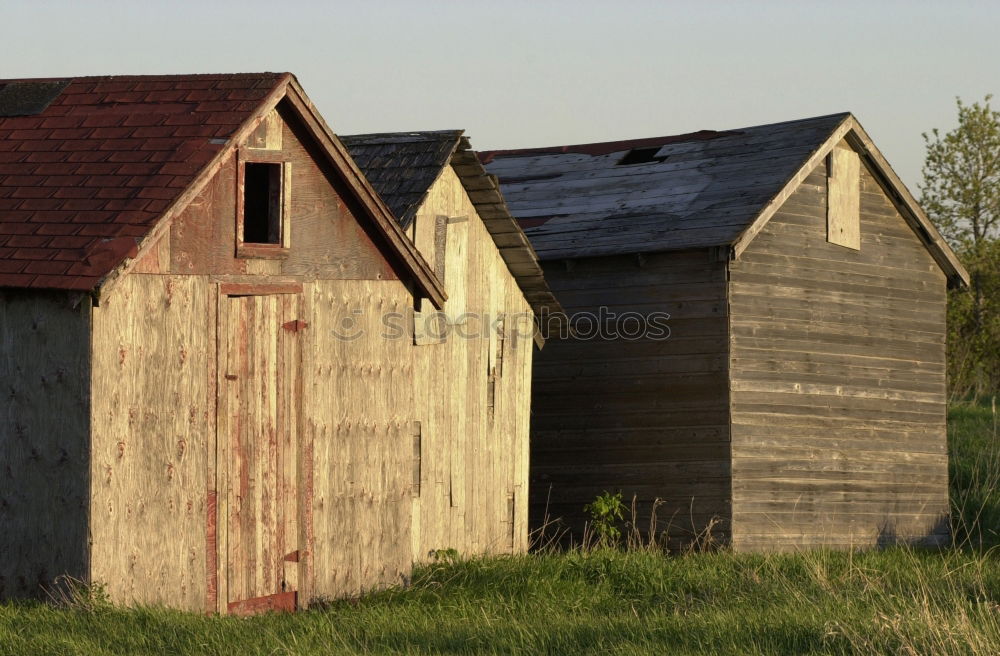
[0,73,552,611]
[482,114,970,550]
[340,129,561,562]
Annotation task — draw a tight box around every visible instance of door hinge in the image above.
[282,319,309,332]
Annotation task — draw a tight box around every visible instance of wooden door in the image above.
[218,291,304,614]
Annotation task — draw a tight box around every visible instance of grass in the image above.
[948,399,1000,548]
[1,402,998,655]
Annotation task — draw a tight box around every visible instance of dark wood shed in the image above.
[0,74,551,611]
[482,114,970,550]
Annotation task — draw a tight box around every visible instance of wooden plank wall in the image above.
[89,274,213,607]
[530,250,731,547]
[728,157,949,551]
[0,291,91,600]
[408,166,533,559]
[90,105,424,609]
[306,280,416,598]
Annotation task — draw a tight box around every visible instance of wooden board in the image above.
[306,279,415,599]
[167,106,401,283]
[89,274,213,608]
[218,292,303,611]
[827,142,861,250]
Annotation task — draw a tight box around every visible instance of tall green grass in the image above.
[0,404,997,655]
[949,400,1000,547]
[2,548,999,655]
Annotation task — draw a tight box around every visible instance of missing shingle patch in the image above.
[0,80,70,117]
[617,146,668,166]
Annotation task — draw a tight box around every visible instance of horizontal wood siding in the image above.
[728,159,949,551]
[0,291,91,600]
[409,166,533,559]
[89,274,213,608]
[531,250,731,546]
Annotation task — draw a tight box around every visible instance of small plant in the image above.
[430,548,460,564]
[45,576,111,612]
[584,491,625,547]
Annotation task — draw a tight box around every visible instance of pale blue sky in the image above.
[2,0,997,191]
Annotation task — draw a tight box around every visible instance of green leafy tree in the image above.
[920,97,1000,399]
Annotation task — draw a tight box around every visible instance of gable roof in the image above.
[342,130,461,230]
[341,130,562,316]
[0,73,447,306]
[481,113,968,287]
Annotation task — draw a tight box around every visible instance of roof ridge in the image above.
[340,130,464,144]
[480,112,854,159]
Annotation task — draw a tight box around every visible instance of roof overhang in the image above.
[447,135,564,323]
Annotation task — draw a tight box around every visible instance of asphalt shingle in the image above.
[0,73,286,290]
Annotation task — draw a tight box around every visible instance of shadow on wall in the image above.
[531,492,730,553]
[875,515,951,549]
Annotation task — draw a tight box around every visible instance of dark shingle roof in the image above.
[340,131,461,229]
[342,130,563,319]
[0,73,287,290]
[479,113,851,260]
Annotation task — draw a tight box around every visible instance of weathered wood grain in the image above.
[218,292,302,609]
[306,279,415,599]
[167,108,401,283]
[728,156,949,550]
[408,165,533,559]
[89,274,212,607]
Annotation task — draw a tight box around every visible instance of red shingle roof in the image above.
[0,73,287,290]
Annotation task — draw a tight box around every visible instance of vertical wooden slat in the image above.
[827,142,861,250]
[281,162,293,249]
[220,292,302,610]
[216,286,231,613]
[411,421,422,498]
[434,215,448,284]
[297,283,313,608]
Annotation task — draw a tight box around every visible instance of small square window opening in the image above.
[243,162,283,244]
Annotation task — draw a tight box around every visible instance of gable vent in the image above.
[0,80,69,117]
[617,146,667,166]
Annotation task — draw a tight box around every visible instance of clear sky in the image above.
[2,0,997,192]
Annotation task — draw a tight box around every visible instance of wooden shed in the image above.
[0,73,552,611]
[339,129,561,562]
[482,114,970,550]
